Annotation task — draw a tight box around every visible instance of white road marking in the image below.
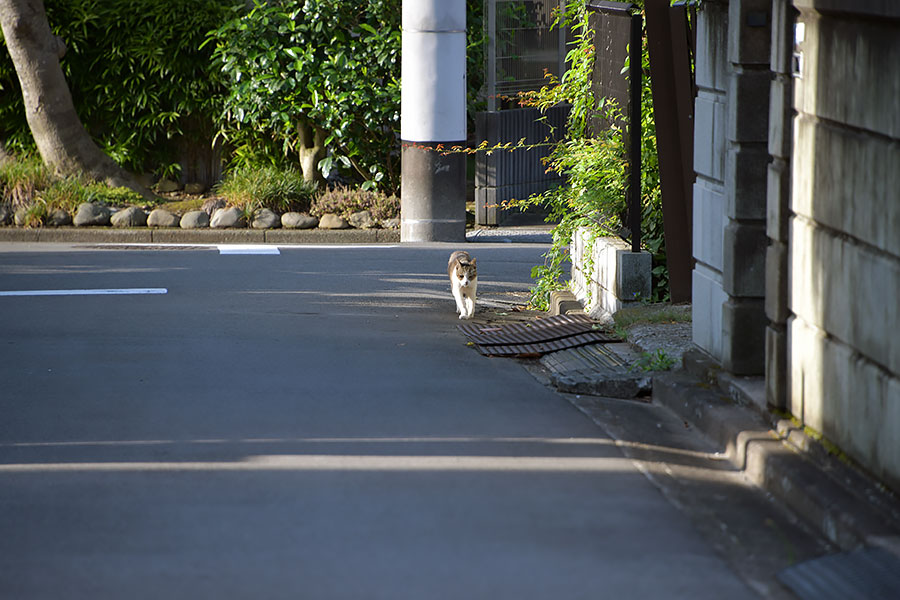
[218,245,281,255]
[0,454,631,473]
[0,288,168,297]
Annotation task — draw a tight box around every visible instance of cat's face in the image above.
[455,261,477,287]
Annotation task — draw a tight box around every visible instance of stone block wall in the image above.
[692,0,771,375]
[570,229,652,321]
[692,0,730,359]
[787,0,900,489]
[764,0,795,409]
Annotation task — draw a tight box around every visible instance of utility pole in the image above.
[400,0,467,242]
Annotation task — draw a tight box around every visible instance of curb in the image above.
[0,227,400,245]
[653,350,900,551]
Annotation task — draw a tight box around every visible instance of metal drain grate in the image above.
[80,244,211,251]
[459,313,619,357]
[540,344,630,376]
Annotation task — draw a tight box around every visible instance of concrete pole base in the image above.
[400,142,467,243]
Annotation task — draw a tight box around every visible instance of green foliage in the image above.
[40,177,142,211]
[631,349,676,372]
[509,1,668,308]
[0,1,232,174]
[311,185,399,222]
[87,185,145,207]
[40,177,91,212]
[215,165,317,214]
[206,0,402,192]
[0,154,52,207]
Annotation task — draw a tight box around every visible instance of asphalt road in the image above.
[0,242,761,599]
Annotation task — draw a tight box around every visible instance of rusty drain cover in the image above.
[458,313,620,357]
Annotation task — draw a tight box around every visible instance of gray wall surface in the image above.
[786,0,900,490]
[693,0,899,490]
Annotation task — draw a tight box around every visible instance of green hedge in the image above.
[0,0,234,176]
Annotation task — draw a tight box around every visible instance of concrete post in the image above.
[400,0,467,242]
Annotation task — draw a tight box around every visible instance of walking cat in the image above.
[448,251,477,319]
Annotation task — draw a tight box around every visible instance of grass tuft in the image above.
[612,303,692,329]
[215,165,317,214]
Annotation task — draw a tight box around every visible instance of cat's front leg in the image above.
[464,296,475,319]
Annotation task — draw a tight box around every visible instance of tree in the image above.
[0,0,152,199]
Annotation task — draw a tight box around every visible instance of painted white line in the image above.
[0,455,630,473]
[0,288,168,297]
[218,245,281,255]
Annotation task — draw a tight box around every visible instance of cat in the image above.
[448,250,477,320]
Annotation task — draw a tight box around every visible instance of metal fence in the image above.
[474,104,570,225]
[484,0,567,110]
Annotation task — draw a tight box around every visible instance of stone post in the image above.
[764,0,795,408]
[720,0,771,376]
[400,0,467,242]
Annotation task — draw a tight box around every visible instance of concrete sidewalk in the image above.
[535,312,900,595]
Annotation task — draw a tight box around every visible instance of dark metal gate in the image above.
[645,0,697,303]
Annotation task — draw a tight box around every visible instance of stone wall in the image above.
[764,0,795,409]
[691,0,730,360]
[787,0,900,489]
[692,0,771,376]
[570,229,651,321]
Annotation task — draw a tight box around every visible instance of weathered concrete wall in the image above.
[693,0,771,376]
[788,1,900,489]
[570,229,652,321]
[692,0,730,360]
[765,0,795,409]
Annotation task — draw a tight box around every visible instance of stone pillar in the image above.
[720,0,771,375]
[764,0,795,408]
[691,0,730,360]
[400,0,467,242]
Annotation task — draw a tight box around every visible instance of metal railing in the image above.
[484,0,568,110]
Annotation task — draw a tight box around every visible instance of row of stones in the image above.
[0,202,399,231]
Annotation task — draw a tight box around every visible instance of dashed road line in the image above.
[217,245,281,255]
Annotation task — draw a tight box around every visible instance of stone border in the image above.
[0,227,399,244]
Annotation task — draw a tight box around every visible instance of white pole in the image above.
[400,0,467,243]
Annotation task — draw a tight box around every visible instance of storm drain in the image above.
[540,343,630,376]
[458,313,618,357]
[777,546,900,600]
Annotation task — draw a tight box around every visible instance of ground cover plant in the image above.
[311,185,399,222]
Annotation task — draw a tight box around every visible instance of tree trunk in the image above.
[0,0,154,201]
[296,121,325,186]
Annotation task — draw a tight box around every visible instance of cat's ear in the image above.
[471,258,476,266]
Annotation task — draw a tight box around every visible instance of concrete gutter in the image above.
[654,349,900,552]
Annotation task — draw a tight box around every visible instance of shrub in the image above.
[206,0,402,192]
[215,165,317,214]
[311,185,399,221]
